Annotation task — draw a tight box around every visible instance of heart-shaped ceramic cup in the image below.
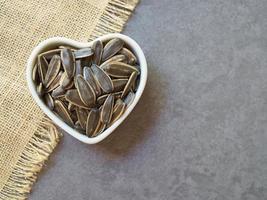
[26,33,147,144]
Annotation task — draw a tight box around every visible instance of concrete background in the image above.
[30,0,267,199]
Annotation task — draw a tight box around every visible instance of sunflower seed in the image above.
[112,79,128,92]
[59,45,77,51]
[102,38,124,61]
[86,108,100,136]
[65,89,89,109]
[54,100,73,126]
[39,49,61,61]
[119,48,137,65]
[123,91,135,107]
[61,48,75,78]
[37,56,48,84]
[102,61,138,78]
[100,94,114,124]
[91,64,113,93]
[92,121,106,137]
[111,99,126,124]
[74,121,85,133]
[92,40,103,65]
[44,93,54,110]
[83,66,102,96]
[60,71,72,89]
[37,83,44,96]
[45,71,63,93]
[121,71,138,98]
[100,54,127,69]
[73,48,93,59]
[51,86,65,98]
[75,60,82,76]
[44,55,61,88]
[75,75,96,107]
[76,107,89,130]
[32,64,39,83]
[96,91,122,105]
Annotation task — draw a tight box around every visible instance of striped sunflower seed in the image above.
[37,82,44,97]
[102,61,139,78]
[54,100,73,126]
[100,94,114,124]
[83,66,101,97]
[100,54,127,69]
[92,121,106,137]
[75,60,82,77]
[44,93,54,110]
[60,71,72,89]
[61,48,75,78]
[74,48,93,59]
[110,98,126,124]
[102,38,124,61]
[39,49,61,61]
[44,55,61,88]
[119,47,137,65]
[76,107,89,130]
[92,40,103,65]
[112,79,128,93]
[32,64,39,83]
[91,64,113,93]
[75,75,96,107]
[86,108,100,136]
[46,71,63,93]
[65,89,89,109]
[121,71,138,98]
[97,91,122,105]
[37,56,48,84]
[51,86,65,98]
[59,45,77,51]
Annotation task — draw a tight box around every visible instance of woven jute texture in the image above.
[0,0,138,199]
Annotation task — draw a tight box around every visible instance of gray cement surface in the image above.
[30,0,267,199]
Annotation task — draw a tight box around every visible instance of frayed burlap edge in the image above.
[0,0,138,199]
[0,118,62,200]
[90,0,139,40]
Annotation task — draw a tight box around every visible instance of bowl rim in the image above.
[26,33,147,144]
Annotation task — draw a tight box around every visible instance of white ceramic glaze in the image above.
[26,33,147,144]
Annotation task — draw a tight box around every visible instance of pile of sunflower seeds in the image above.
[33,38,140,137]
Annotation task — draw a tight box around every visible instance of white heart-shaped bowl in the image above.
[26,33,147,144]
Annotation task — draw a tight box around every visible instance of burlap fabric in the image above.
[0,0,138,199]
